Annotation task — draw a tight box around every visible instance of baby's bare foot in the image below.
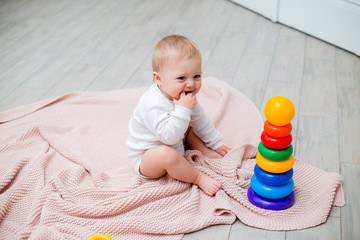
[195,172,221,196]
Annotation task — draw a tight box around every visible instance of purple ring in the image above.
[247,186,295,211]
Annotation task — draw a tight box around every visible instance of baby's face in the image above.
[155,56,202,101]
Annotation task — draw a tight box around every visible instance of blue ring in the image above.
[254,164,293,186]
[248,187,295,210]
[251,175,294,199]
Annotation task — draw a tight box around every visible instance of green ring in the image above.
[258,142,293,161]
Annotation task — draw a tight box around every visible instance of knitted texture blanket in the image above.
[0,77,344,239]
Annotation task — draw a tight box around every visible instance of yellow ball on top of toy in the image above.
[264,96,295,126]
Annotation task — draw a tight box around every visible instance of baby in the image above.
[126,35,231,196]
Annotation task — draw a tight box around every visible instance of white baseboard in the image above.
[230,0,360,55]
[230,0,279,22]
[278,0,360,56]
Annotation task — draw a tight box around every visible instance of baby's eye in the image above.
[177,76,185,80]
[194,75,201,79]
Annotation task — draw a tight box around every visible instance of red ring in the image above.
[261,131,292,149]
[264,121,292,138]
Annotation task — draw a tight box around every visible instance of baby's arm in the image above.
[190,104,223,150]
[146,92,196,145]
[188,104,231,157]
[152,105,191,145]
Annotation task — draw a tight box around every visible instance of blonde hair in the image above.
[152,35,202,72]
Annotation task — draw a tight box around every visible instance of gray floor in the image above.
[0,0,359,239]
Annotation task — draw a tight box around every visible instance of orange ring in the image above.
[264,121,292,138]
[256,153,294,173]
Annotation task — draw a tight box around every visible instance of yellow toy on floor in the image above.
[88,234,112,240]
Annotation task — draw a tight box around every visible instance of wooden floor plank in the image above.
[341,163,360,240]
[305,36,336,60]
[86,46,151,91]
[20,39,97,90]
[225,4,257,34]
[244,16,280,55]
[42,64,105,99]
[191,12,231,50]
[268,33,305,83]
[229,220,285,240]
[0,60,43,104]
[204,31,249,78]
[0,86,47,112]
[286,217,341,240]
[300,59,337,118]
[296,116,339,172]
[182,224,231,240]
[337,87,360,164]
[231,53,272,109]
[336,49,360,89]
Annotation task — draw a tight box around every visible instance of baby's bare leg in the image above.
[185,128,222,158]
[140,145,221,196]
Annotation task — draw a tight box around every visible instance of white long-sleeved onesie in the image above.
[126,83,223,175]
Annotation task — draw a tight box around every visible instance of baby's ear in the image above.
[153,72,161,84]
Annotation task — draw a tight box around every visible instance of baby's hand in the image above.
[216,145,231,157]
[173,92,197,110]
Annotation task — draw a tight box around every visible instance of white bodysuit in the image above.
[126,83,224,175]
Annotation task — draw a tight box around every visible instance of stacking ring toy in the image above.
[251,175,294,199]
[264,121,292,138]
[256,153,294,173]
[258,142,293,161]
[261,131,292,150]
[247,187,295,210]
[88,235,112,240]
[264,96,295,126]
[254,164,293,186]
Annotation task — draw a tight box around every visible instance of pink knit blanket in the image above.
[0,77,344,239]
